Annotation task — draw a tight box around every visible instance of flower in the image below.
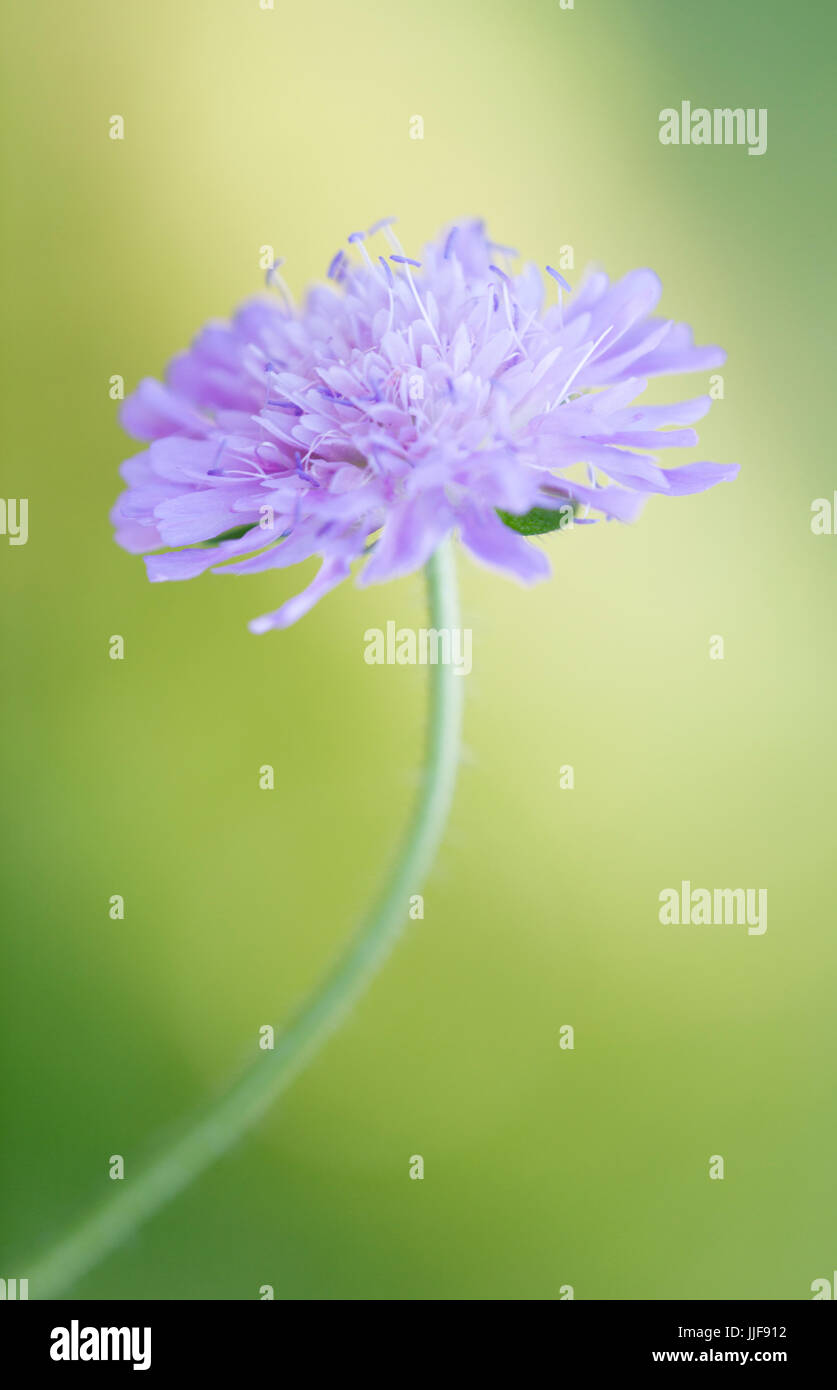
[112,218,737,632]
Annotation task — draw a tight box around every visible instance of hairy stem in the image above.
[27,537,464,1298]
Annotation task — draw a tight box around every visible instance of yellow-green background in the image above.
[2,0,834,1299]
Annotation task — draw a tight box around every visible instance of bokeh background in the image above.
[2,0,834,1300]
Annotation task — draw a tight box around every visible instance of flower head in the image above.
[112,218,737,631]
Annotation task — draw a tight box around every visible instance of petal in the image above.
[359,493,453,586]
[148,437,230,484]
[114,520,163,554]
[539,479,648,523]
[145,528,267,582]
[459,507,551,584]
[153,490,250,546]
[249,555,353,632]
[120,379,207,441]
[657,460,739,495]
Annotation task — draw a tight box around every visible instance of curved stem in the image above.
[27,538,464,1298]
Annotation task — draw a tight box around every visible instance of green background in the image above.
[2,0,834,1299]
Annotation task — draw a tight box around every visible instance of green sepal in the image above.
[196,523,257,549]
[497,504,575,536]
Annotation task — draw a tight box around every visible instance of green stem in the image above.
[27,538,464,1298]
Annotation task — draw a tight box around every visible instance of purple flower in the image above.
[112,219,737,632]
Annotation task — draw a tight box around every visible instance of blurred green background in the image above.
[2,0,834,1300]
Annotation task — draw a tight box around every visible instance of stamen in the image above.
[545,266,571,329]
[382,223,403,253]
[377,256,396,332]
[327,250,346,280]
[389,253,441,348]
[266,258,294,310]
[546,265,572,293]
[281,493,304,538]
[551,326,613,407]
[443,226,459,259]
[368,216,397,236]
[499,278,527,357]
[301,425,341,465]
[207,438,229,476]
[350,233,376,272]
[294,451,320,488]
